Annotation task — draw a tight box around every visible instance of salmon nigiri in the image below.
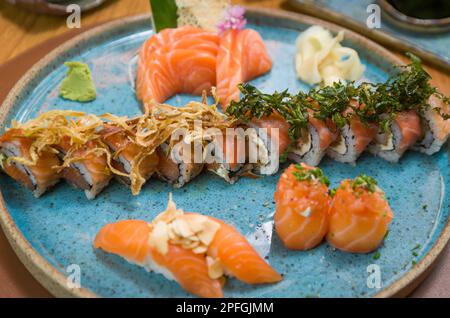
[205,216,282,284]
[274,164,331,250]
[94,195,282,297]
[327,175,393,253]
[216,29,272,109]
[94,219,223,298]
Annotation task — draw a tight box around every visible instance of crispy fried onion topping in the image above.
[147,194,222,279]
[3,92,233,195]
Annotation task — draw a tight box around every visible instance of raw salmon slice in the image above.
[136,26,220,110]
[216,29,272,109]
[206,217,282,284]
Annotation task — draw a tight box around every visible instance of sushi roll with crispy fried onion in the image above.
[0,129,61,197]
[274,163,331,250]
[100,123,159,195]
[57,137,113,200]
[205,130,254,184]
[327,175,393,253]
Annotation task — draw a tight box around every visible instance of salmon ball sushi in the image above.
[274,163,331,250]
[327,175,393,253]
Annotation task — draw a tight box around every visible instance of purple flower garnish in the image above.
[217,5,247,33]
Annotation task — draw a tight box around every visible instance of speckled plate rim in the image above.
[0,8,448,298]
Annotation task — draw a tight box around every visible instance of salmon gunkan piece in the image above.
[274,164,331,250]
[327,178,393,253]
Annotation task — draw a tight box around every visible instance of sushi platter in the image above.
[0,7,448,298]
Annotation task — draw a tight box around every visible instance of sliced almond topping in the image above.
[181,239,200,249]
[192,245,208,254]
[185,216,205,233]
[148,194,221,255]
[171,218,195,238]
[299,207,312,218]
[206,256,224,279]
[148,221,169,255]
[197,219,221,246]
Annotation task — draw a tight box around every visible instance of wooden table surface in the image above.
[0,0,449,298]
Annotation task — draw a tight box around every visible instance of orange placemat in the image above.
[0,19,449,298]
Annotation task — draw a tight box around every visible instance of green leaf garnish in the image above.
[226,53,449,136]
[352,174,377,193]
[226,84,309,140]
[150,0,178,32]
[291,164,330,186]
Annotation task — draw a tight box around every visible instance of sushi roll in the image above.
[100,124,159,195]
[327,102,378,164]
[94,195,282,298]
[156,142,204,188]
[57,137,112,200]
[413,95,450,155]
[369,110,422,162]
[274,163,331,250]
[0,129,61,197]
[288,108,337,166]
[205,131,254,184]
[247,113,291,175]
[327,175,393,253]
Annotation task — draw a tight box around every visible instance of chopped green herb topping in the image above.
[373,251,381,260]
[411,244,421,251]
[329,188,337,197]
[227,84,309,140]
[352,174,377,193]
[226,53,449,137]
[291,164,330,186]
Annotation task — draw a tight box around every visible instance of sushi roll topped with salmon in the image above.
[327,175,393,253]
[0,128,61,197]
[274,163,331,250]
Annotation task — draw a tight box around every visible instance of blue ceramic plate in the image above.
[0,9,448,298]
